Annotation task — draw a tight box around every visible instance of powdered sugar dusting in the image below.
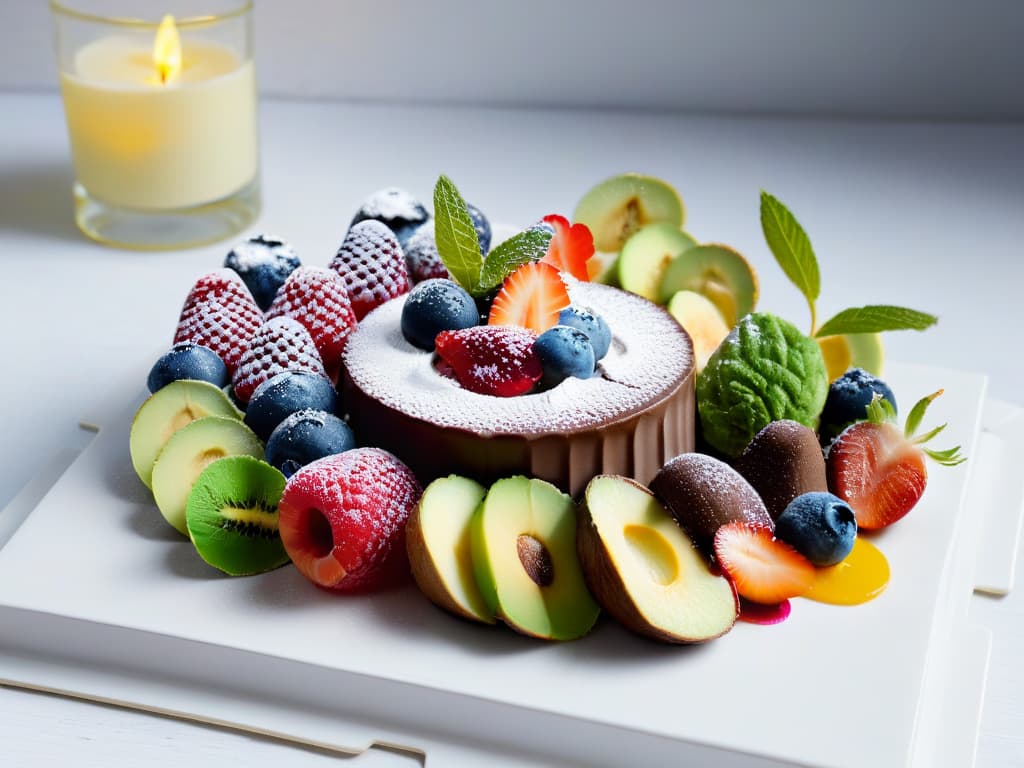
[343,283,693,434]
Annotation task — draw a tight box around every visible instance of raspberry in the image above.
[278,448,423,592]
[435,326,542,397]
[231,317,326,404]
[173,273,263,376]
[329,220,410,321]
[266,266,357,383]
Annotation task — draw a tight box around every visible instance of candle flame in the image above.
[153,15,182,84]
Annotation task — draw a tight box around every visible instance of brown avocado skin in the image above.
[733,420,828,521]
[650,453,771,555]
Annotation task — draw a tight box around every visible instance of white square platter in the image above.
[0,362,1009,767]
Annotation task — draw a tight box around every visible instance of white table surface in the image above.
[0,92,1021,767]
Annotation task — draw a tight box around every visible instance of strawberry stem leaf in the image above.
[924,446,967,466]
[433,175,483,294]
[759,191,820,333]
[815,306,938,338]
[904,390,944,439]
[912,423,947,445]
[865,392,897,424]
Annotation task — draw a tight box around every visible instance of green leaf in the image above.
[865,392,897,425]
[433,175,483,292]
[476,228,553,295]
[815,306,938,338]
[924,446,967,467]
[904,390,943,438]
[759,191,820,326]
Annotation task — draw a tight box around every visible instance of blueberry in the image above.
[244,370,337,442]
[350,188,429,248]
[558,306,611,361]
[466,203,492,254]
[400,279,479,351]
[224,234,301,310]
[147,342,229,393]
[534,326,596,387]
[819,368,898,445]
[265,409,355,477]
[775,492,857,566]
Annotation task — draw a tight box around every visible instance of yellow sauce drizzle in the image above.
[805,537,890,605]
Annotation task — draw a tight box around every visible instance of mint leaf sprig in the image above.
[758,191,937,339]
[433,175,483,293]
[433,175,552,297]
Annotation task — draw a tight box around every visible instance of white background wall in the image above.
[3,0,1023,118]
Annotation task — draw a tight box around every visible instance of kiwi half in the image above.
[130,379,242,490]
[186,456,290,576]
[151,415,263,535]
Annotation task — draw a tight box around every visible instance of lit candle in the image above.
[59,14,258,211]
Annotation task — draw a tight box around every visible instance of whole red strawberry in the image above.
[173,270,263,376]
[435,326,542,397]
[278,448,422,593]
[329,220,410,320]
[231,317,326,404]
[266,266,357,383]
[827,391,965,530]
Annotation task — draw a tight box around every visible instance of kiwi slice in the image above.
[151,416,263,535]
[617,224,697,302]
[130,380,242,490]
[658,243,758,326]
[573,173,684,253]
[186,456,290,576]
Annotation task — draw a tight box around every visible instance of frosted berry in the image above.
[231,317,326,404]
[266,266,357,382]
[329,220,410,321]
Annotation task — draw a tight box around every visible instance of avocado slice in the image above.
[471,477,599,641]
[578,475,738,643]
[130,379,242,489]
[407,476,494,624]
[151,415,263,535]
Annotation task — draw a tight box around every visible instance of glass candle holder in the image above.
[51,0,260,250]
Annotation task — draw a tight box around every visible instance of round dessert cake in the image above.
[342,282,695,496]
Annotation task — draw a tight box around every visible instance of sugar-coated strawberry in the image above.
[435,326,542,397]
[173,272,263,376]
[540,214,594,282]
[231,317,326,404]
[178,268,259,316]
[827,391,965,530]
[329,220,410,320]
[487,261,570,333]
[278,448,422,593]
[713,522,816,604]
[265,266,357,383]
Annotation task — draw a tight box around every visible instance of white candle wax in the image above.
[60,35,258,211]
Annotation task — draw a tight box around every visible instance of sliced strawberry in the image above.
[329,220,410,320]
[173,273,263,376]
[231,317,326,404]
[827,391,965,530]
[487,261,570,333]
[266,266,357,383]
[713,523,815,604]
[540,214,594,282]
[435,326,542,397]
